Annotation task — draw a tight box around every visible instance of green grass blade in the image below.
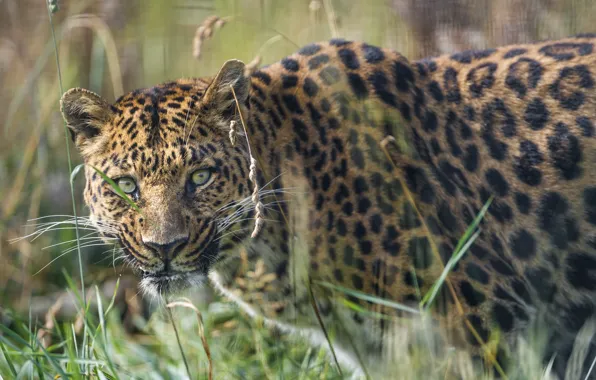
[91,166,141,213]
[0,334,21,351]
[45,340,69,353]
[15,359,34,379]
[422,229,481,311]
[103,278,120,317]
[33,337,68,379]
[165,306,192,380]
[95,285,107,346]
[34,356,45,380]
[451,196,494,256]
[339,299,396,321]
[70,163,85,185]
[0,325,33,349]
[47,0,88,366]
[0,339,18,377]
[316,281,420,315]
[306,280,344,378]
[421,197,493,309]
[92,285,119,380]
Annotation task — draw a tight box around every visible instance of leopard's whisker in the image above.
[213,201,257,225]
[258,171,286,190]
[60,242,117,256]
[14,216,120,244]
[11,222,94,243]
[217,216,278,234]
[41,234,115,250]
[213,227,252,243]
[214,187,302,214]
[25,215,117,228]
[34,241,118,276]
[25,214,95,222]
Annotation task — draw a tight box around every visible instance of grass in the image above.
[2,0,596,379]
[0,275,344,379]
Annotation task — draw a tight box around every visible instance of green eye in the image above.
[117,177,137,194]
[191,169,212,186]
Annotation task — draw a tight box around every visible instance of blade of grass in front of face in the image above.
[421,197,493,310]
[91,166,142,213]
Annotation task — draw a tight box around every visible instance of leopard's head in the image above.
[60,60,254,295]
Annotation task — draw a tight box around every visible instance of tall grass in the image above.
[46,1,90,371]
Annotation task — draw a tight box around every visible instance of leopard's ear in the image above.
[60,88,113,151]
[201,59,249,122]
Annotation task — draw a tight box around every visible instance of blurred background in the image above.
[1,0,595,378]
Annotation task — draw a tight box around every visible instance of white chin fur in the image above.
[140,272,207,298]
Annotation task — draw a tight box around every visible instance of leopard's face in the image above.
[61,60,253,295]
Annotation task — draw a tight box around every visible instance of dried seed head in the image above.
[193,15,228,59]
[229,120,238,146]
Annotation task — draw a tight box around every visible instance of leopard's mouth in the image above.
[119,233,222,296]
[140,270,207,296]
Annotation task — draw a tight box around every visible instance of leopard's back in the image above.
[246,35,596,375]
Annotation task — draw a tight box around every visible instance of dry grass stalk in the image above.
[228,120,238,146]
[229,85,264,238]
[0,38,17,72]
[193,16,229,60]
[62,14,124,97]
[322,0,339,38]
[244,35,285,77]
[244,55,262,77]
[166,298,213,380]
[3,13,123,221]
[37,294,66,348]
[73,286,97,334]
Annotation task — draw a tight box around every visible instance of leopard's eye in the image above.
[191,169,212,186]
[117,177,137,194]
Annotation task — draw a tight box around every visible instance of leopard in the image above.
[60,34,596,378]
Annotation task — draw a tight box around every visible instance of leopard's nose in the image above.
[143,236,189,259]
